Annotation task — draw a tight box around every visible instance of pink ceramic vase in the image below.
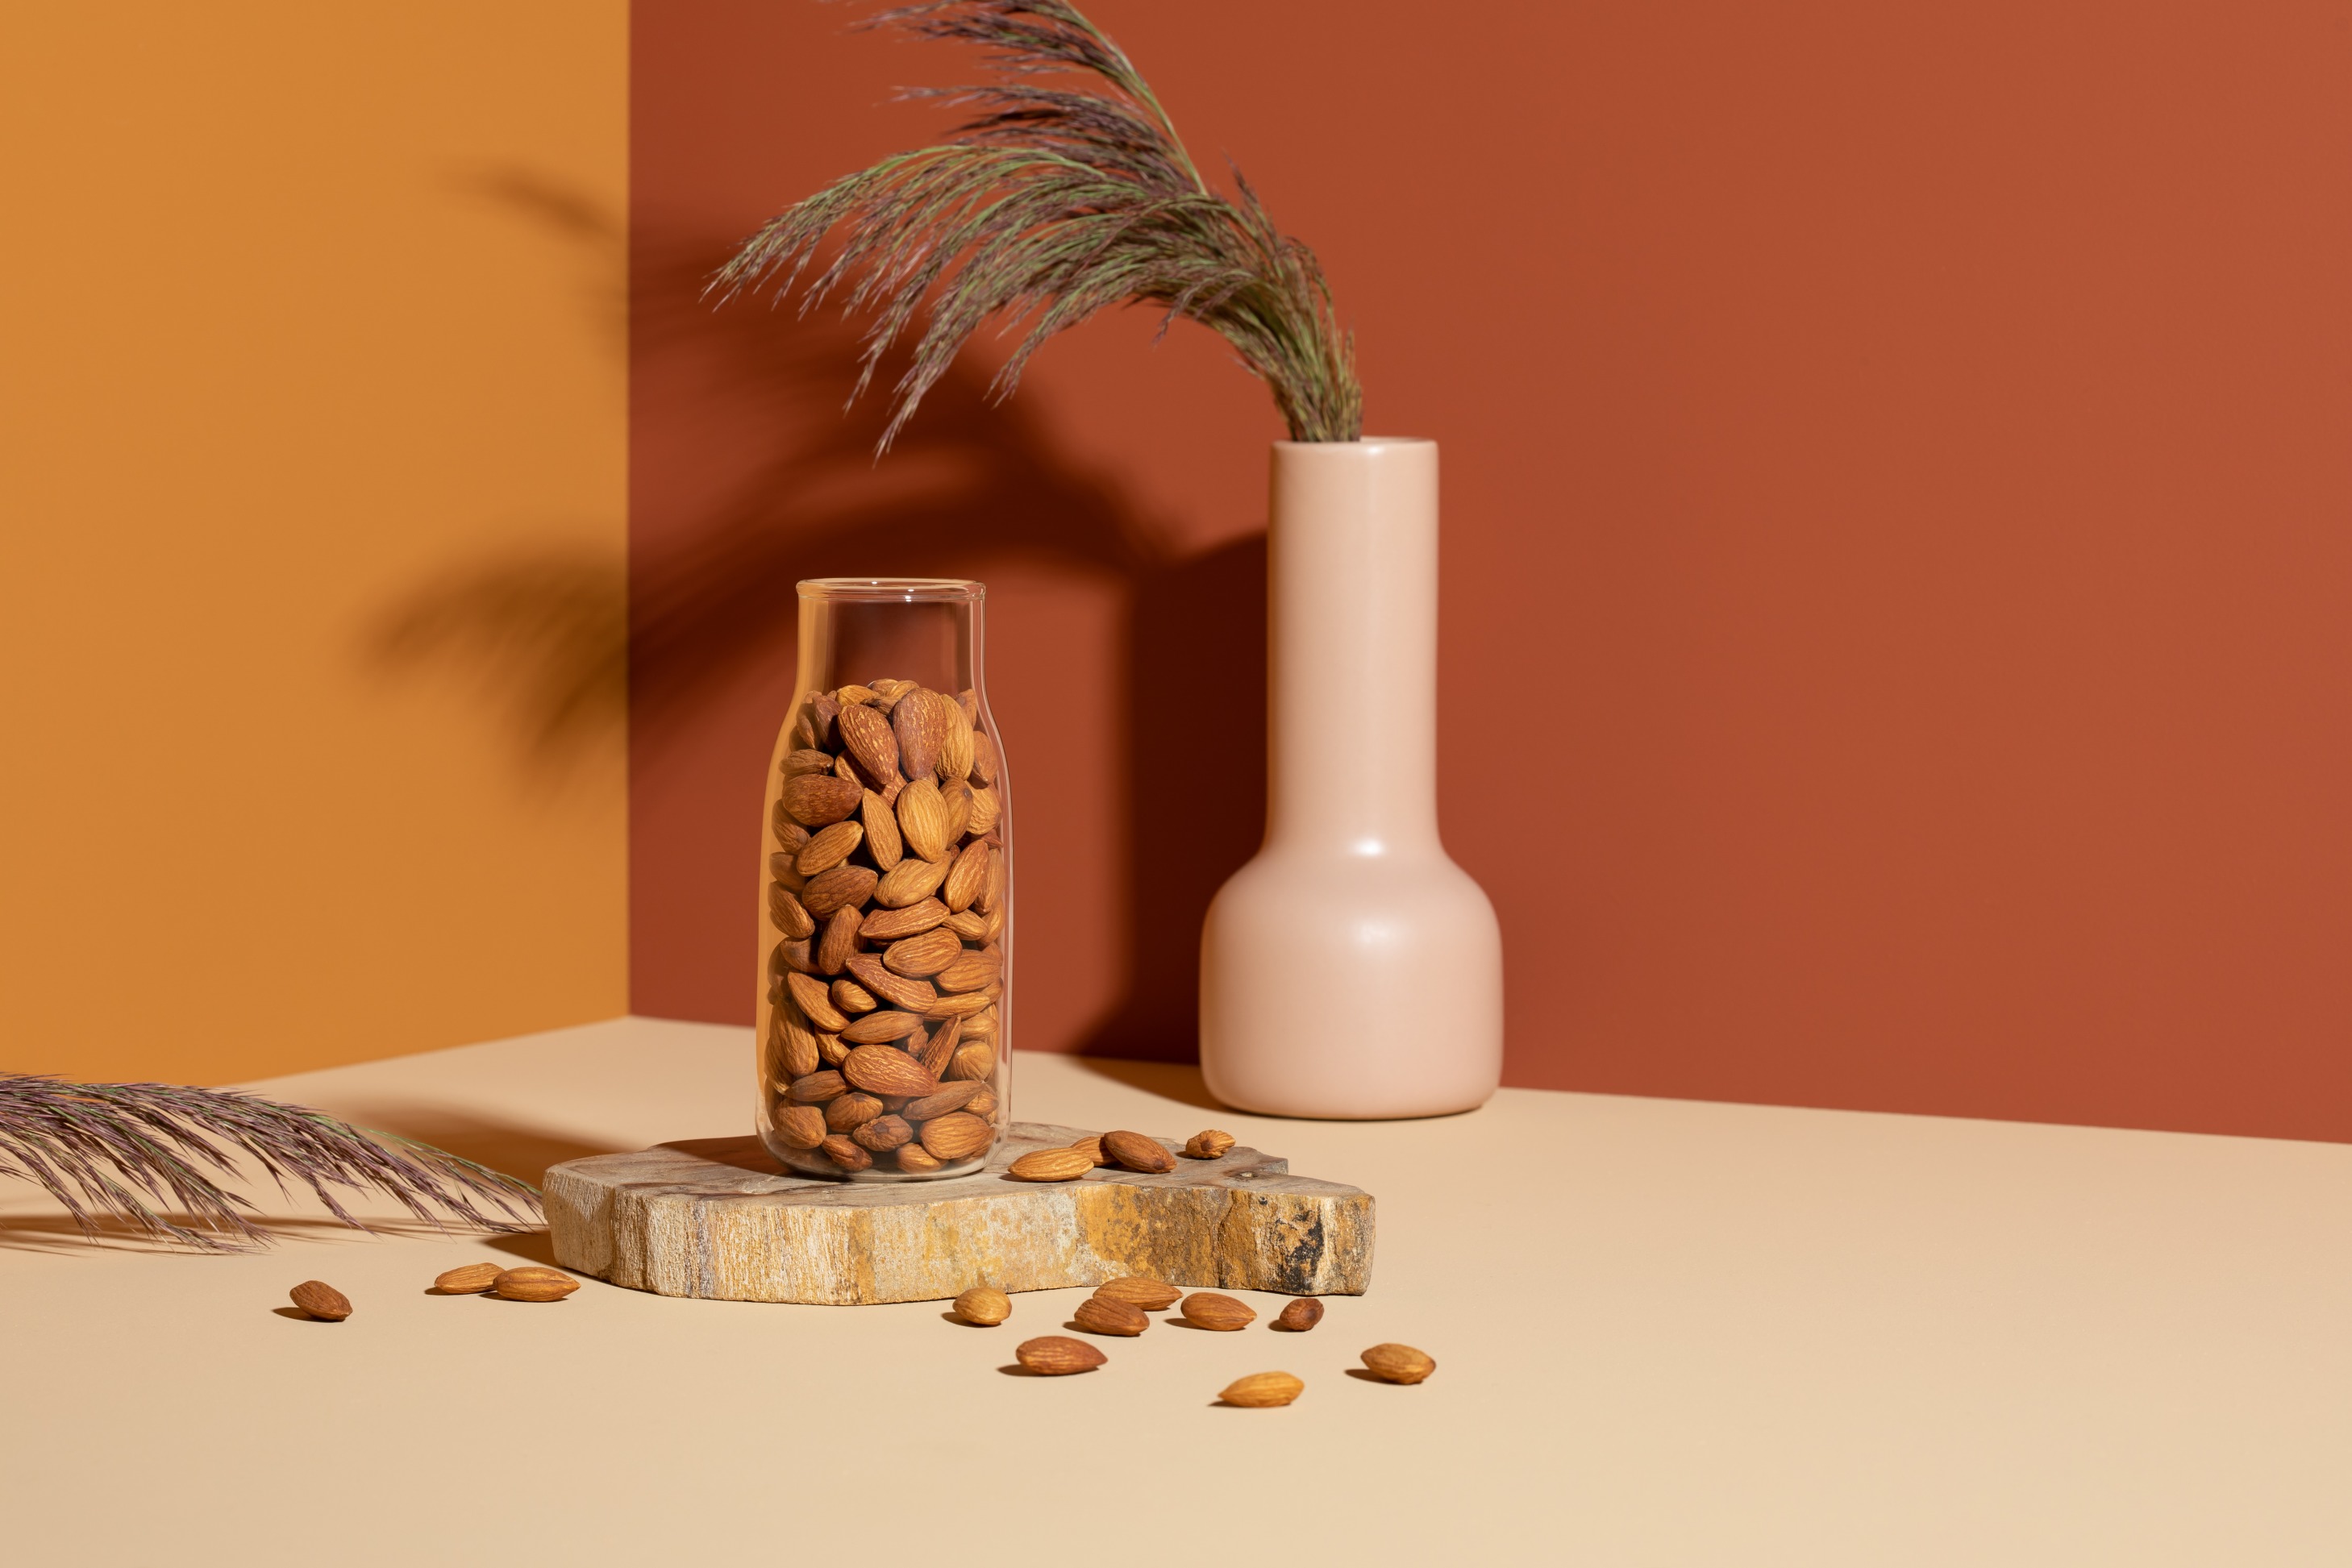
[1199,438,1505,1118]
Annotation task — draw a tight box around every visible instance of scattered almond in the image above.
[491,1266,579,1303]
[1015,1336,1106,1375]
[1219,1372,1304,1408]
[1182,1129,1237,1159]
[289,1280,352,1321]
[1179,1291,1256,1331]
[1101,1130,1176,1174]
[1092,1276,1182,1310]
[1359,1343,1437,1384]
[1273,1298,1326,1332]
[1069,1134,1109,1166]
[954,1286,1011,1325]
[431,1262,503,1295]
[1071,1296,1149,1337]
[1007,1146,1094,1183]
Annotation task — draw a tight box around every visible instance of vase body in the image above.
[756,578,1012,1179]
[1200,439,1503,1118]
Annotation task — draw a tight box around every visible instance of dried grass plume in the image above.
[711,0,1363,450]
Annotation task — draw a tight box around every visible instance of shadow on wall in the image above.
[377,206,1268,1063]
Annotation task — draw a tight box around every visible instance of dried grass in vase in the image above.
[711,0,1363,450]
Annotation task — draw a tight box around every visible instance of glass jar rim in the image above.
[797,576,985,603]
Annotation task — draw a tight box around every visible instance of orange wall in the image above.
[0,5,631,1083]
[631,2,2352,1142]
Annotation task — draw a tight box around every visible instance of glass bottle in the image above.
[756,579,1011,1179]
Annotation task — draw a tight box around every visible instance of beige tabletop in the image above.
[4,1017,2348,1566]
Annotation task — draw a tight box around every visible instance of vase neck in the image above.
[1262,439,1442,855]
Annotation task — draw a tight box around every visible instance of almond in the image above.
[830,977,877,1014]
[831,751,859,784]
[964,1084,998,1118]
[1006,1146,1093,1183]
[954,1286,1011,1325]
[771,811,809,851]
[773,1104,827,1149]
[1101,1130,1176,1175]
[859,897,947,942]
[1068,1134,1108,1166]
[962,1006,999,1040]
[901,1079,982,1121]
[785,971,849,1032]
[1219,1372,1304,1408]
[818,1135,872,1172]
[794,819,864,876]
[1179,1292,1256,1331]
[289,1280,352,1321]
[916,1017,963,1077]
[768,884,816,939]
[492,1266,579,1303]
[804,691,839,748]
[1072,1296,1148,1337]
[1015,1336,1105,1375]
[935,946,1002,993]
[780,747,835,779]
[918,1111,992,1161]
[942,838,991,913]
[885,925,964,978]
[771,1013,822,1079]
[841,1042,939,1096]
[1182,1129,1237,1159]
[922,990,996,1021]
[972,730,1000,786]
[965,784,1001,838]
[868,676,914,705]
[860,788,904,871]
[799,863,878,919]
[814,1030,850,1066]
[1272,1298,1325,1332]
[835,701,901,788]
[1092,1276,1181,1310]
[844,952,937,1012]
[895,1142,943,1173]
[955,688,980,725]
[816,905,864,975]
[977,846,1005,913]
[851,1114,913,1152]
[431,1262,502,1295]
[781,772,861,827]
[893,688,949,780]
[840,1009,926,1046]
[947,1040,997,1082]
[787,1070,847,1104]
[1359,1344,1437,1384]
[824,1092,885,1132]
[943,908,989,942]
[941,778,974,840]
[874,853,952,909]
[834,683,879,707]
[939,700,976,781]
[895,776,950,862]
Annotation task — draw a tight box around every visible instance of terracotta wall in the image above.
[0,4,631,1083]
[631,2,2352,1141]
